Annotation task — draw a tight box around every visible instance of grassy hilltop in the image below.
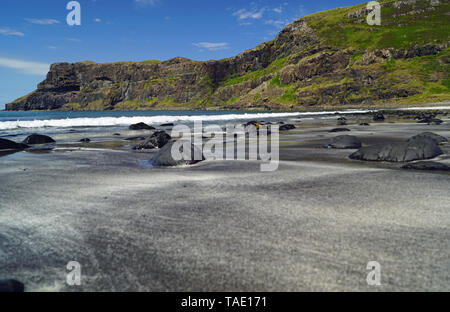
[7,0,450,111]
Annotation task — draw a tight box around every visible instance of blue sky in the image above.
[0,0,362,109]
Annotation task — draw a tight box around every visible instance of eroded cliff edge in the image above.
[6,0,450,111]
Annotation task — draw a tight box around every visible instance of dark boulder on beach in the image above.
[0,279,25,292]
[414,112,443,125]
[22,134,55,145]
[408,132,448,144]
[330,128,351,133]
[373,113,385,121]
[133,131,171,150]
[160,123,175,127]
[151,141,204,167]
[323,135,362,149]
[79,138,91,143]
[427,119,443,125]
[243,121,262,129]
[279,124,296,131]
[129,122,155,130]
[0,138,28,151]
[349,138,443,162]
[359,123,370,126]
[402,161,450,171]
[414,112,436,122]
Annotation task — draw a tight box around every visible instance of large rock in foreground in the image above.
[22,134,55,145]
[0,138,28,151]
[323,135,361,149]
[407,132,448,144]
[0,279,25,292]
[151,141,204,167]
[349,138,443,162]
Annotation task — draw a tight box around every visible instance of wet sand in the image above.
[0,117,449,292]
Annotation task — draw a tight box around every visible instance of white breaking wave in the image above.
[0,110,371,130]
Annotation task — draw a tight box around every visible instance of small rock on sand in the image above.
[151,141,204,167]
[134,131,171,150]
[22,134,55,145]
[129,122,155,130]
[323,135,362,149]
[279,124,296,131]
[330,128,351,133]
[373,113,385,121]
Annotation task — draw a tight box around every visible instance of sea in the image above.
[0,109,375,138]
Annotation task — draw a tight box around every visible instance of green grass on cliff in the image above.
[220,56,289,87]
[306,0,449,49]
[219,0,449,89]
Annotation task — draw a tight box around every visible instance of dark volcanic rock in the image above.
[402,161,450,171]
[79,138,91,143]
[129,122,155,130]
[279,124,296,131]
[427,119,443,125]
[0,279,25,292]
[414,112,437,122]
[349,138,443,162]
[151,141,204,167]
[0,138,28,150]
[160,123,175,127]
[323,135,362,149]
[133,131,171,150]
[22,134,55,145]
[372,112,385,121]
[408,132,448,144]
[359,123,370,126]
[330,128,351,133]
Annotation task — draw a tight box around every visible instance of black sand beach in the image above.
[0,112,449,291]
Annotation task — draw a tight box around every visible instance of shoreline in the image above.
[2,100,450,113]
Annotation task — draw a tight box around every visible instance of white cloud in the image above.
[193,42,229,51]
[273,7,283,13]
[66,38,82,42]
[134,0,159,6]
[0,57,49,75]
[26,18,60,25]
[233,8,265,20]
[0,27,24,37]
[94,18,101,23]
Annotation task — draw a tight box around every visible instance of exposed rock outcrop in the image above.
[150,141,204,167]
[323,135,362,149]
[349,138,443,162]
[0,138,28,150]
[6,0,449,111]
[22,134,55,145]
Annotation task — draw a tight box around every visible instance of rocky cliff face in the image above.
[6,0,450,111]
